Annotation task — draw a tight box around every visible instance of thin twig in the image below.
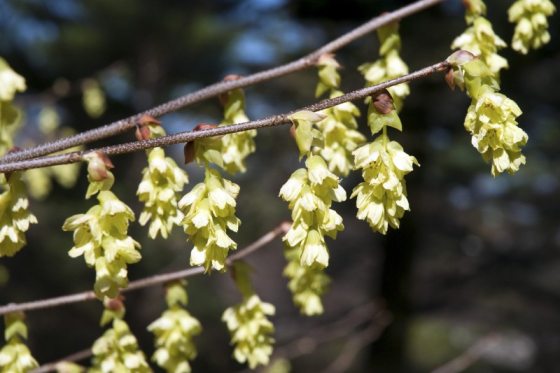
[0,60,450,173]
[272,301,391,362]
[323,314,392,373]
[31,348,92,373]
[431,334,498,373]
[0,222,289,316]
[0,0,443,165]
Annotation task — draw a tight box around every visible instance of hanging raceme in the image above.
[358,22,410,111]
[63,152,142,299]
[283,244,330,316]
[222,262,275,369]
[508,0,556,54]
[89,298,151,373]
[451,0,508,78]
[0,58,25,157]
[179,81,255,271]
[314,54,366,177]
[148,281,202,373]
[279,111,346,314]
[218,75,257,174]
[447,52,528,176]
[136,115,189,239]
[0,59,37,258]
[180,124,241,272]
[0,312,38,373]
[0,172,37,257]
[351,90,419,234]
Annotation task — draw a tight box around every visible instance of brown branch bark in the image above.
[0,0,443,165]
[0,60,450,173]
[0,222,289,316]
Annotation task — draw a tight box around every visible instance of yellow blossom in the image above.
[509,0,556,54]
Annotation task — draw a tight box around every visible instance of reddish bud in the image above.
[84,151,114,181]
[445,68,456,91]
[135,124,152,141]
[289,124,296,139]
[183,142,195,164]
[193,123,217,132]
[138,114,161,127]
[219,74,243,106]
[104,295,124,311]
[184,123,218,164]
[371,89,394,114]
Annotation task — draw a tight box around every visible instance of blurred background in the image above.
[0,0,559,371]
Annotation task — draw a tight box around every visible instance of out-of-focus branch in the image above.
[253,300,391,373]
[0,60,450,173]
[0,222,289,316]
[31,348,92,373]
[431,334,498,373]
[0,0,443,165]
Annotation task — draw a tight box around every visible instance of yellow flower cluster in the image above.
[352,91,419,234]
[219,85,257,174]
[448,55,529,176]
[0,58,25,102]
[280,155,346,268]
[352,137,419,234]
[179,168,240,271]
[509,0,556,54]
[221,262,276,369]
[222,294,275,369]
[148,282,202,373]
[63,154,141,299]
[314,55,366,177]
[452,0,508,77]
[358,23,409,110]
[464,85,527,176]
[0,173,37,257]
[138,146,189,239]
[0,313,38,373]
[90,303,151,373]
[283,244,330,316]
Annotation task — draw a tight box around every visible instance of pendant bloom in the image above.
[509,0,556,54]
[148,282,202,373]
[0,313,38,373]
[283,244,330,316]
[222,294,275,369]
[352,138,419,234]
[0,172,37,257]
[464,86,528,176]
[138,147,189,239]
[179,168,240,271]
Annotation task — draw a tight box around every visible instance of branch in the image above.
[0,222,289,316]
[0,60,450,173]
[0,0,444,165]
[271,301,390,361]
[31,348,92,373]
[431,334,498,373]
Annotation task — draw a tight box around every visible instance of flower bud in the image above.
[84,152,114,181]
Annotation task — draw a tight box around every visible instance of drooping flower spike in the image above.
[509,0,556,54]
[148,281,202,373]
[352,90,419,234]
[63,152,142,299]
[222,262,275,369]
[136,115,189,239]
